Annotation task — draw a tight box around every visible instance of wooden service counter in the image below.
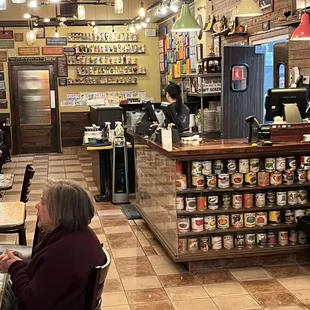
[131,134,310,270]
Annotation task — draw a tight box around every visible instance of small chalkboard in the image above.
[58,78,68,87]
[57,57,68,77]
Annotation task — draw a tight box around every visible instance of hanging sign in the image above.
[0,31,13,40]
[18,47,40,56]
[42,47,64,56]
[46,37,67,46]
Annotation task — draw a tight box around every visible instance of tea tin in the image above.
[255,192,266,208]
[267,231,277,247]
[266,191,276,206]
[239,159,249,173]
[298,189,307,204]
[270,171,282,186]
[206,174,217,188]
[211,236,222,250]
[191,216,204,232]
[227,159,237,174]
[285,210,295,224]
[283,169,295,185]
[222,194,231,209]
[176,197,184,210]
[269,211,281,225]
[258,171,270,186]
[200,237,211,251]
[300,156,310,170]
[235,234,245,248]
[204,216,216,231]
[188,238,199,253]
[192,161,202,176]
[297,169,307,184]
[192,175,204,189]
[286,156,296,171]
[231,172,243,187]
[288,190,298,205]
[250,158,260,173]
[231,213,243,228]
[278,230,288,246]
[213,160,224,175]
[218,174,230,189]
[244,213,256,227]
[176,174,187,190]
[256,212,267,226]
[177,217,190,233]
[178,238,187,254]
[244,193,254,208]
[223,235,234,250]
[185,197,196,212]
[276,157,286,172]
[217,215,229,229]
[208,196,219,210]
[202,160,212,171]
[197,196,207,211]
[257,232,267,247]
[245,172,257,186]
[176,161,183,174]
[276,191,287,206]
[245,233,256,248]
[265,157,275,172]
[232,193,243,209]
[289,229,297,245]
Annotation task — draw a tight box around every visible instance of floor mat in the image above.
[120,204,142,220]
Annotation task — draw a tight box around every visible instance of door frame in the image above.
[8,61,61,155]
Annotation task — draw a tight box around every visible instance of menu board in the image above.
[57,57,68,77]
[42,47,64,56]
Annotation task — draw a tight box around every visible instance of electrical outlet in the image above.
[303,76,310,84]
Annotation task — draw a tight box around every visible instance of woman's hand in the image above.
[0,250,22,273]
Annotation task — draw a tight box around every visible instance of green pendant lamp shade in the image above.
[172,3,201,32]
[235,0,263,17]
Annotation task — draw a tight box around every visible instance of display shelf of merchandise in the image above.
[68,40,139,43]
[74,52,145,55]
[77,73,146,77]
[67,82,138,86]
[274,19,300,27]
[187,92,221,97]
[68,63,138,66]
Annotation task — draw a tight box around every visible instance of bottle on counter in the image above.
[115,121,124,137]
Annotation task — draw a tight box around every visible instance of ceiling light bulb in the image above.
[170,4,179,12]
[77,4,85,20]
[44,17,50,22]
[93,26,99,34]
[59,16,67,22]
[114,0,123,14]
[139,2,146,18]
[146,17,150,23]
[29,0,37,7]
[90,21,96,26]
[129,25,136,34]
[50,0,60,2]
[141,21,147,28]
[135,23,142,30]
[54,28,59,38]
[12,0,26,3]
[160,6,167,14]
[24,13,31,19]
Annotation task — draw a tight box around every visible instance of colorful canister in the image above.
[285,210,295,224]
[298,189,307,204]
[289,229,297,245]
[176,174,187,190]
[217,215,229,229]
[283,169,295,185]
[266,191,276,206]
[300,156,310,170]
[235,234,245,248]
[256,212,267,226]
[176,197,184,210]
[188,238,199,253]
[221,194,231,209]
[255,192,266,208]
[258,171,270,186]
[270,171,282,186]
[200,237,210,251]
[278,230,288,246]
[288,190,298,205]
[297,169,307,184]
[276,157,286,172]
[176,162,183,174]
[213,160,224,175]
[177,217,190,233]
[245,233,256,248]
[276,191,287,206]
[239,159,249,173]
[257,232,267,247]
[197,196,207,211]
[286,156,296,171]
[206,174,217,188]
[204,216,216,231]
[231,172,243,187]
[299,230,308,244]
[232,193,243,209]
[267,231,277,247]
[191,216,204,232]
[245,172,257,186]
[185,197,196,212]
[178,238,187,254]
[192,175,204,189]
[218,174,230,189]
[223,235,234,250]
[191,161,202,176]
[295,209,305,222]
[265,157,275,172]
[208,196,219,210]
[244,213,256,227]
[231,213,243,228]
[211,236,222,250]
[269,211,281,225]
[227,159,237,174]
[202,161,212,175]
[250,158,260,173]
[244,193,254,208]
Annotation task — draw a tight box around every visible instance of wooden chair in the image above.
[0,164,35,245]
[84,248,111,310]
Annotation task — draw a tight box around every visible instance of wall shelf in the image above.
[180,73,221,78]
[74,52,145,55]
[68,40,139,43]
[77,73,146,77]
[68,63,138,66]
[67,82,137,86]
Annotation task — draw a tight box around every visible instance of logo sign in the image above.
[46,37,67,46]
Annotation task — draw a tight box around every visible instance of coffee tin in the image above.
[231,172,243,187]
[269,211,281,225]
[265,157,275,172]
[285,210,295,224]
[299,230,308,244]
[289,229,297,245]
[202,161,212,175]
[235,234,245,248]
[191,216,204,232]
[283,169,295,185]
[276,191,287,206]
[192,161,202,176]
[288,190,298,205]
[188,238,199,253]
[218,174,230,189]
[232,193,243,209]
[256,212,267,226]
[192,175,204,189]
[176,197,184,210]
[200,237,210,252]
[297,169,307,184]
[257,232,267,247]
[298,189,307,204]
[208,196,219,210]
[177,217,190,233]
[245,172,257,186]
[245,233,256,248]
[295,209,305,222]
[276,157,286,172]
[178,238,187,254]
[286,156,296,171]
[239,159,249,173]
[267,231,277,247]
[300,156,310,170]
[211,236,222,250]
[185,197,196,212]
[223,235,234,250]
[227,159,237,174]
[244,212,256,227]
[202,169,212,176]
[206,174,217,188]
[197,196,207,211]
[204,216,216,231]
[176,161,183,174]
[244,193,254,208]
[213,160,224,175]
[258,171,270,186]
[255,192,266,208]
[270,171,282,186]
[266,191,276,206]
[278,230,288,246]
[176,174,187,190]
[231,213,243,228]
[222,194,231,209]
[217,215,229,229]
[250,158,260,173]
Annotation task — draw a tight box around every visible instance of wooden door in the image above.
[9,63,60,154]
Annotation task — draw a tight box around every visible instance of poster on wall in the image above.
[0,31,13,40]
[259,0,274,14]
[14,33,24,42]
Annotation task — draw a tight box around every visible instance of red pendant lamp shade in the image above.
[291,13,310,40]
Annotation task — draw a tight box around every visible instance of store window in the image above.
[231,65,248,92]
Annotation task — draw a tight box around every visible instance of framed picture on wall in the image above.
[259,0,274,14]
[34,28,45,39]
[214,36,221,57]
[294,0,310,10]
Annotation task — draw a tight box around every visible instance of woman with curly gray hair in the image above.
[0,180,106,310]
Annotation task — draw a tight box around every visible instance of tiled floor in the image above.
[1,147,310,309]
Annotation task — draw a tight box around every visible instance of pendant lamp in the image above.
[0,0,6,11]
[115,0,123,14]
[12,0,26,4]
[171,3,201,32]
[235,0,263,17]
[291,13,310,40]
[77,5,85,20]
